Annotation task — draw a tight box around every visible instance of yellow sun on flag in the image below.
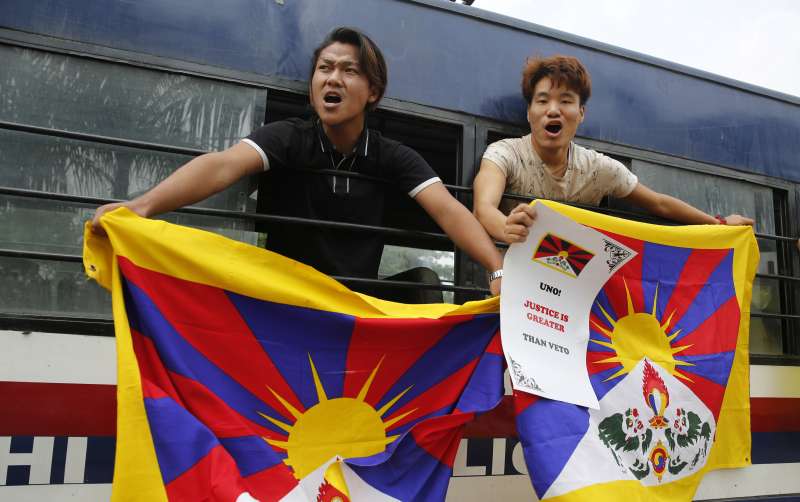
[590,281,694,382]
[259,355,416,479]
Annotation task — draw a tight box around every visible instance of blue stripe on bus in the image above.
[2,431,798,486]
[752,431,800,464]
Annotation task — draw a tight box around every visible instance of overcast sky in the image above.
[471,0,800,98]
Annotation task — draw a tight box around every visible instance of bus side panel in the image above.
[1,331,798,500]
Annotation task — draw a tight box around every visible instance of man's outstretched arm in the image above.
[415,182,504,296]
[91,142,263,233]
[623,184,755,226]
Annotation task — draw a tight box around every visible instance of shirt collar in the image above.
[315,119,370,158]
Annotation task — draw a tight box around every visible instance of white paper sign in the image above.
[501,203,636,408]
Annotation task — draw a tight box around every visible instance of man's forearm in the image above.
[438,202,503,272]
[474,203,510,243]
[654,195,718,225]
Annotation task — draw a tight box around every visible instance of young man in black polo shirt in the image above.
[92,27,504,296]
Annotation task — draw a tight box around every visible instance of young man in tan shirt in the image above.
[473,55,753,244]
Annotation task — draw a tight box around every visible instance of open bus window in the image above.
[262,90,461,300]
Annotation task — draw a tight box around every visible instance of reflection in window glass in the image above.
[631,160,775,234]
[0,44,265,151]
[0,129,249,210]
[0,258,111,318]
[0,128,189,198]
[379,245,455,303]
[750,318,783,355]
[0,43,267,322]
[0,195,259,255]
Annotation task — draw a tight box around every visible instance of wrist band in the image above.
[489,269,503,281]
[714,215,727,225]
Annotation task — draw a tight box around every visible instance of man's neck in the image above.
[531,139,569,176]
[322,117,365,154]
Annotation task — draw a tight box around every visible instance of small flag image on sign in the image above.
[532,233,594,278]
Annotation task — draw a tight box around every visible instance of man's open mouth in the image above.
[545,123,562,134]
[323,93,342,104]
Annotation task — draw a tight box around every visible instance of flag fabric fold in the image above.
[513,200,758,502]
[84,208,504,502]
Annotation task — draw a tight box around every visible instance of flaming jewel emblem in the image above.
[642,361,669,428]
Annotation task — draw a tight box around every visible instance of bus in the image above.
[1,0,798,500]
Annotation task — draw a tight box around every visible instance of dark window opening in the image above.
[262,89,461,252]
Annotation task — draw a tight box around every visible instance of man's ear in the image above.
[578,105,586,124]
[367,85,379,105]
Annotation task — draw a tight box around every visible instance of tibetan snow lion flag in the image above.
[514,200,759,502]
[84,208,504,502]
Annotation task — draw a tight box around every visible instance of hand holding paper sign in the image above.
[500,201,636,409]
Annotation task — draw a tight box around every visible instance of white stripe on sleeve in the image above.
[241,138,270,171]
[408,177,441,198]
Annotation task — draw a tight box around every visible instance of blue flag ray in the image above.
[227,292,354,409]
[640,243,693,321]
[674,351,736,387]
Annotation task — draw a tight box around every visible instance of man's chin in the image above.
[533,136,569,150]
[317,112,364,129]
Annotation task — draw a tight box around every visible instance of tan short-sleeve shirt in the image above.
[482,135,638,214]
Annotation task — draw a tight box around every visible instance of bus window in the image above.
[0,44,266,320]
[372,110,464,301]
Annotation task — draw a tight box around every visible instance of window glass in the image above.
[631,159,775,233]
[0,258,111,318]
[0,195,258,254]
[0,128,249,209]
[0,196,259,319]
[0,44,265,151]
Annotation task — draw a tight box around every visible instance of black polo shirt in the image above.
[243,117,440,279]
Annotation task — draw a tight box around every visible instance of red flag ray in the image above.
[672,296,740,356]
[119,257,304,420]
[672,369,727,419]
[132,327,184,404]
[382,358,480,433]
[587,350,622,376]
